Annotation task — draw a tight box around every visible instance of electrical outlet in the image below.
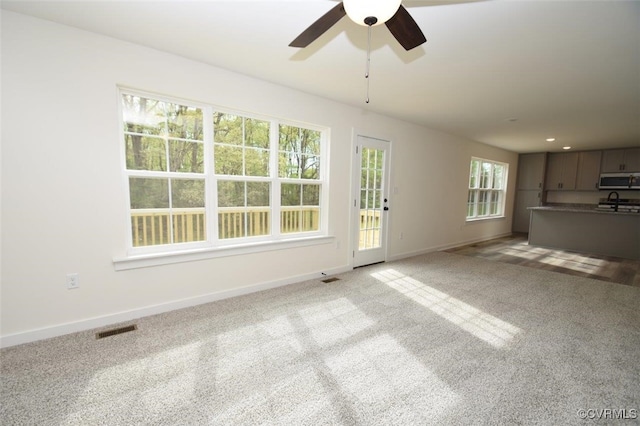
[66,273,79,289]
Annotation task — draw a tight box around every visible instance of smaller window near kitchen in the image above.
[467,158,508,220]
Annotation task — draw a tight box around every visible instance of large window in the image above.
[120,90,327,254]
[467,157,508,220]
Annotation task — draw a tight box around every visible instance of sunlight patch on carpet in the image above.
[501,247,607,275]
[326,333,458,417]
[538,254,606,274]
[371,269,521,348]
[68,342,200,423]
[296,298,376,347]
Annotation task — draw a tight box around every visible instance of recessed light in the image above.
[546,138,556,142]
[562,146,571,150]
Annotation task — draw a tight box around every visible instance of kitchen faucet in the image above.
[607,191,620,212]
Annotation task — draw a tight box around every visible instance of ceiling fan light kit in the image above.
[289,1,426,51]
[343,0,402,26]
[290,0,427,103]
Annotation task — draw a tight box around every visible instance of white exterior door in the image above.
[352,135,390,268]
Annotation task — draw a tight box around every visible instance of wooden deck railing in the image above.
[359,209,381,249]
[130,208,203,246]
[130,207,321,247]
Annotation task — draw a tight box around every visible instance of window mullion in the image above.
[241,117,247,176]
[297,128,302,178]
[271,120,281,238]
[204,106,217,245]
[167,178,174,244]
[474,161,481,190]
[162,108,175,244]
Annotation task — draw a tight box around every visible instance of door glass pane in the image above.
[359,147,384,250]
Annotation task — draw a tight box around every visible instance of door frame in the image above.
[350,131,392,268]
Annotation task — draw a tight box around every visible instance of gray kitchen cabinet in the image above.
[576,150,602,190]
[529,207,640,260]
[545,152,578,190]
[517,153,546,190]
[601,148,640,172]
[513,190,541,233]
[513,153,545,233]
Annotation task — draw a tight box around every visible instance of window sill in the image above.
[113,235,335,271]
[465,215,506,223]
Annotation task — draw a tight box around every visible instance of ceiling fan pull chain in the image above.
[365,24,372,104]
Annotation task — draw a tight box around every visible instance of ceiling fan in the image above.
[289,0,426,51]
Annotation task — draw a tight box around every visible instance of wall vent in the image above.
[96,324,137,339]
[322,277,340,283]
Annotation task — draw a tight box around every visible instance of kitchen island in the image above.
[528,206,640,260]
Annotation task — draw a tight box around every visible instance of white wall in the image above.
[0,11,518,346]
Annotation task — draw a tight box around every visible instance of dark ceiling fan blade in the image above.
[289,2,346,48]
[385,5,427,51]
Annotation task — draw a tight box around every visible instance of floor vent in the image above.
[322,277,340,283]
[96,324,137,339]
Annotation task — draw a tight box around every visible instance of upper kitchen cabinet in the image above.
[545,152,579,190]
[517,153,546,190]
[601,148,640,172]
[576,151,602,190]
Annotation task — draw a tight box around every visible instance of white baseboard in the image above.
[387,232,514,262]
[0,265,352,348]
[1,232,515,348]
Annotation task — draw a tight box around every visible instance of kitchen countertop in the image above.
[528,205,640,217]
[528,204,639,260]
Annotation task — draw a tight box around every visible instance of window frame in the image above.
[116,88,330,266]
[466,157,508,221]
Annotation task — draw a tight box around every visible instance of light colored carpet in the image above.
[2,252,639,425]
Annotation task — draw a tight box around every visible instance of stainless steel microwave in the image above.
[599,173,640,190]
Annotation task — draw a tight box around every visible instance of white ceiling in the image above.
[3,0,639,153]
